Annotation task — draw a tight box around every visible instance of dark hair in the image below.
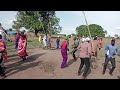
[0,34,2,39]
[94,37,97,40]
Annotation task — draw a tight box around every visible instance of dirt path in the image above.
[3,47,120,79]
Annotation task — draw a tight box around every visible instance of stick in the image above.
[82,11,95,53]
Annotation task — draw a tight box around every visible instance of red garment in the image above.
[61,40,67,49]
[0,39,7,61]
[18,37,28,57]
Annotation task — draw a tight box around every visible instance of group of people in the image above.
[38,33,61,49]
[60,35,119,79]
[0,23,28,78]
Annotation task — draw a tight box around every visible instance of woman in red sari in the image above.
[18,32,28,61]
[0,34,7,77]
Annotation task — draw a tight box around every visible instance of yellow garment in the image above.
[39,36,42,43]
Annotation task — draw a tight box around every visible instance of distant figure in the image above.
[43,34,47,49]
[60,37,69,68]
[77,38,92,79]
[103,39,118,76]
[56,36,60,49]
[15,31,21,49]
[38,33,43,48]
[98,37,103,49]
[18,32,28,61]
[47,35,52,49]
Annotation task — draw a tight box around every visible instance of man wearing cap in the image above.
[77,38,92,79]
[102,39,118,75]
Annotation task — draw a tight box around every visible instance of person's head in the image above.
[0,34,2,39]
[111,39,115,46]
[94,37,97,40]
[73,37,76,41]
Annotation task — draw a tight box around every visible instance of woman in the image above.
[38,33,43,48]
[60,37,69,68]
[18,33,28,61]
[0,34,7,77]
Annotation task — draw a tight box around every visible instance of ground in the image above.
[2,36,120,79]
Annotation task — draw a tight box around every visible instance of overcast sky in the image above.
[0,11,120,36]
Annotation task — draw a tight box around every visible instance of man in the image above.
[102,39,118,75]
[91,37,101,69]
[71,37,79,61]
[56,36,60,49]
[77,38,92,79]
[98,37,103,49]
[47,35,52,49]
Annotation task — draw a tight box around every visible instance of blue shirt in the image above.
[105,44,118,58]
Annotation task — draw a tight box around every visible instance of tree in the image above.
[12,11,62,36]
[76,24,105,37]
[104,30,107,36]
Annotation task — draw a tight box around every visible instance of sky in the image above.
[1,11,120,36]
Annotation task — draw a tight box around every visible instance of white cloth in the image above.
[43,35,47,47]
[107,50,109,56]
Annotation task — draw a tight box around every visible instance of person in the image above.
[71,37,79,61]
[47,35,52,49]
[42,34,47,49]
[14,31,21,49]
[0,34,7,77]
[98,37,103,49]
[18,32,28,61]
[38,33,43,48]
[77,38,92,79]
[91,37,101,69]
[102,39,118,75]
[56,36,60,49]
[60,37,69,68]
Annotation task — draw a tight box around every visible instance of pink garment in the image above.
[78,42,92,58]
[61,40,67,49]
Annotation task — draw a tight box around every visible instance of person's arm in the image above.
[88,44,92,56]
[77,43,81,50]
[105,45,109,56]
[115,46,119,55]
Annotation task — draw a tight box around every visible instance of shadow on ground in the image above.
[5,53,46,78]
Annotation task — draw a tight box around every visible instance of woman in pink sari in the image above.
[18,33,28,61]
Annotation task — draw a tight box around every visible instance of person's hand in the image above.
[113,53,116,56]
[67,48,69,51]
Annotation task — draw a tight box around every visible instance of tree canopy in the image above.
[76,24,106,37]
[12,11,62,36]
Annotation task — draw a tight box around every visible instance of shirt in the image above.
[78,42,92,58]
[105,44,118,58]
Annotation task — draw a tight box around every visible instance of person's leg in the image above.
[94,52,98,69]
[82,58,90,78]
[103,57,109,75]
[73,50,76,60]
[61,49,68,68]
[78,58,84,75]
[109,58,116,75]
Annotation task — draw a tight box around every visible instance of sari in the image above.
[18,36,28,57]
[0,39,7,61]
